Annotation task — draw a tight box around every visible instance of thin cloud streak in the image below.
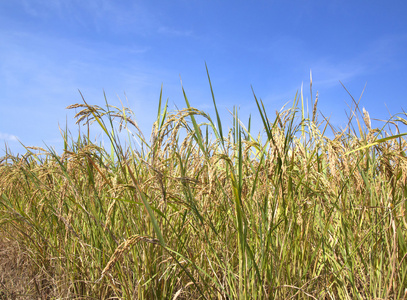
[310,60,366,88]
[0,132,19,142]
[14,0,160,37]
[158,26,194,37]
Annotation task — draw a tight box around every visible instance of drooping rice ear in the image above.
[362,107,371,130]
[312,91,319,123]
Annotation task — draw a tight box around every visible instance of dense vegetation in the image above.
[1,72,407,299]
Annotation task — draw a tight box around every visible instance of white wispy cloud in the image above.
[310,59,366,88]
[158,26,193,37]
[0,132,19,142]
[12,0,160,37]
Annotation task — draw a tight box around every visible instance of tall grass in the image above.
[1,72,407,299]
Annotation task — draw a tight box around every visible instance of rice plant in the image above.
[1,70,407,299]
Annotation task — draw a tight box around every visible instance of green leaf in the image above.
[345,132,407,155]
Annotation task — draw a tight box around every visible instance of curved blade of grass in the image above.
[252,86,272,141]
[180,78,207,158]
[205,62,224,149]
[345,132,407,155]
[125,163,165,246]
[156,84,169,130]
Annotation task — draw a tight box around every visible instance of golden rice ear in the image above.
[396,116,407,126]
[362,107,371,130]
[98,235,159,282]
[66,103,87,109]
[312,91,319,123]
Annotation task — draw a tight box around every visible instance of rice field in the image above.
[1,72,407,299]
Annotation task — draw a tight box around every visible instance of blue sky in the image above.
[1,1,406,155]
